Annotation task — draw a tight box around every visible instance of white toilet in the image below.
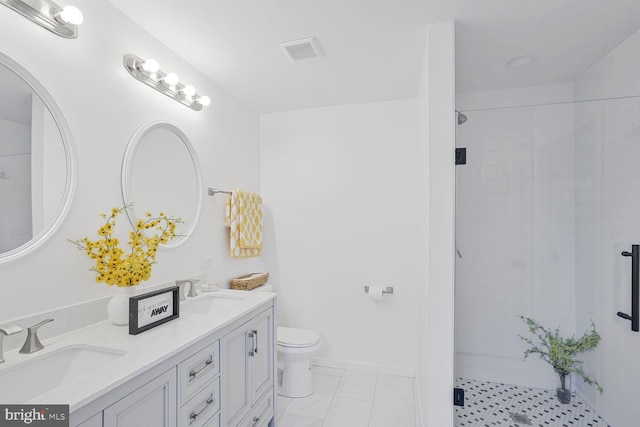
[277,327,321,398]
[251,284,321,398]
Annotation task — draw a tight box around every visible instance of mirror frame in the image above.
[0,50,77,264]
[121,121,203,248]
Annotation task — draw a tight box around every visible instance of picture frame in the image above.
[129,286,180,335]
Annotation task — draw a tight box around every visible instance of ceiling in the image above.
[107,0,640,114]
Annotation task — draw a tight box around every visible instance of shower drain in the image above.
[509,412,532,425]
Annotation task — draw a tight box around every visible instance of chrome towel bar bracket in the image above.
[208,188,232,196]
[364,286,394,295]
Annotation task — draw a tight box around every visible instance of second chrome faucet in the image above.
[176,279,200,301]
[19,318,53,354]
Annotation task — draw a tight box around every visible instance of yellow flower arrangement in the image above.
[70,205,182,287]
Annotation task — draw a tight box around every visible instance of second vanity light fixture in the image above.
[0,0,83,38]
[123,54,211,112]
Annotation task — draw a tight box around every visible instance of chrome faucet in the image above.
[186,280,200,298]
[19,319,53,354]
[176,279,200,300]
[0,324,23,363]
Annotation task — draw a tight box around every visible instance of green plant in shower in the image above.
[518,316,603,403]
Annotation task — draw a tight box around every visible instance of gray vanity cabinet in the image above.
[75,413,101,427]
[250,308,274,405]
[103,368,177,427]
[76,341,221,427]
[178,341,221,426]
[220,307,274,426]
[70,299,275,427]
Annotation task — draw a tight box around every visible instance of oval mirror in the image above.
[121,121,203,248]
[0,50,76,264]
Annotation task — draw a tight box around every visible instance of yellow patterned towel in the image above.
[225,189,262,258]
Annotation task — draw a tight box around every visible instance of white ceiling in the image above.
[107,0,640,114]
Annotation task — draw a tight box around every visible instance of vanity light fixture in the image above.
[196,95,211,107]
[0,0,83,38]
[137,58,159,73]
[180,85,196,98]
[161,72,180,87]
[123,54,211,111]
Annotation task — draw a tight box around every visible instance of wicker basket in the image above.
[230,272,269,291]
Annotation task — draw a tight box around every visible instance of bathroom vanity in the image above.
[0,290,276,427]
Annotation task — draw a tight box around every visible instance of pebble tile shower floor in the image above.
[455,378,609,427]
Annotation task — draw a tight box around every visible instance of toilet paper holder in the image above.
[364,286,394,295]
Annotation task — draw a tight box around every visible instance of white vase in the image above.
[107,286,135,325]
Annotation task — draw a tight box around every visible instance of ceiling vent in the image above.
[280,37,321,62]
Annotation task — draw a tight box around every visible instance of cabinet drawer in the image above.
[179,340,220,402]
[180,377,220,427]
[237,388,273,427]
[104,367,177,427]
[200,412,219,427]
[74,412,101,427]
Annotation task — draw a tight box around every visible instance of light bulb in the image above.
[162,73,179,87]
[139,59,160,73]
[196,95,211,107]
[181,85,196,98]
[56,5,84,25]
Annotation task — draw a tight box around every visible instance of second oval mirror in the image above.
[122,121,203,248]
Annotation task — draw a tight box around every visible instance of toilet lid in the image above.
[277,327,321,348]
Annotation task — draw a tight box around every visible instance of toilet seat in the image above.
[277,327,320,348]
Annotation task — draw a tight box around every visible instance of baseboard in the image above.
[310,357,416,377]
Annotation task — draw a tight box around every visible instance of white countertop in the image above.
[0,289,277,411]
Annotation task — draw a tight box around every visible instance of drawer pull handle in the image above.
[253,330,258,355]
[189,356,214,381]
[252,416,260,427]
[189,395,215,424]
[248,330,259,357]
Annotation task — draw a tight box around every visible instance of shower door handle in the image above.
[618,244,639,332]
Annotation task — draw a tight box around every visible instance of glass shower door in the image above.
[454,96,640,426]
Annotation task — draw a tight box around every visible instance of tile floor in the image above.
[276,366,418,427]
[455,378,610,427]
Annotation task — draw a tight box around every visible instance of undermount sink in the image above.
[181,293,246,315]
[0,344,126,403]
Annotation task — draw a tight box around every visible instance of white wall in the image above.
[455,83,577,389]
[261,22,458,426]
[0,0,264,322]
[573,27,640,427]
[260,99,422,375]
[416,21,456,427]
[415,24,431,427]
